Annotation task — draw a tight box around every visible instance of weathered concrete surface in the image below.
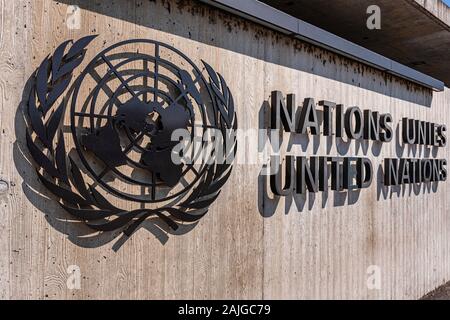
[261,0,450,87]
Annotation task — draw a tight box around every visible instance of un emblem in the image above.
[25,36,237,237]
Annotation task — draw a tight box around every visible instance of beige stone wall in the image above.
[0,0,449,299]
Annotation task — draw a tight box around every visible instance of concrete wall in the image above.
[0,0,449,299]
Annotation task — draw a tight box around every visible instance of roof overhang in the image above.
[200,0,446,91]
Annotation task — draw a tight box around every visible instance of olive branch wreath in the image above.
[25,36,237,237]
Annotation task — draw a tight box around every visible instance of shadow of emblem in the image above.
[22,36,237,245]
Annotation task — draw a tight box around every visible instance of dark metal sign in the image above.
[25,36,237,236]
[268,91,447,196]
